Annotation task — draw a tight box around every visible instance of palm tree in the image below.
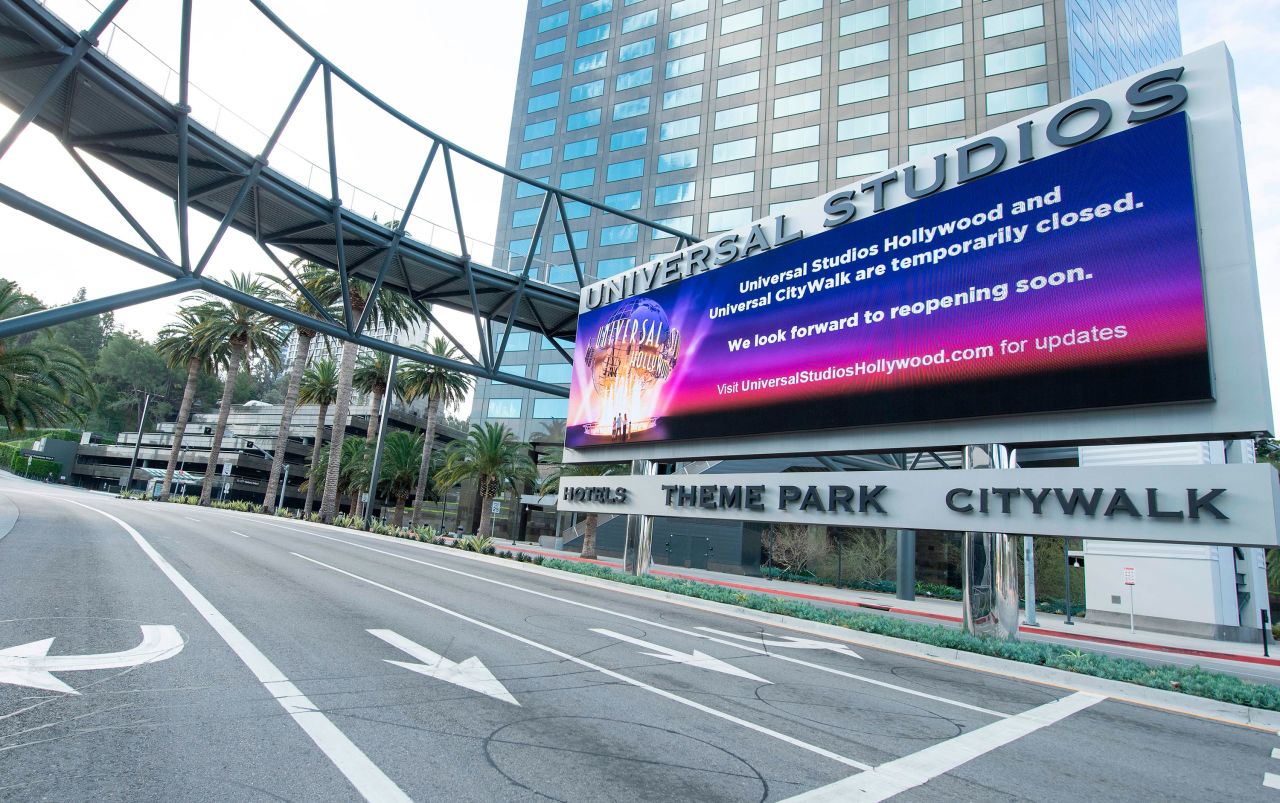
[537,444,624,560]
[399,337,473,527]
[434,422,536,538]
[298,357,339,513]
[261,262,334,514]
[155,306,227,502]
[304,435,368,516]
[353,351,404,443]
[0,279,96,433]
[377,430,423,527]
[315,275,420,523]
[192,273,287,506]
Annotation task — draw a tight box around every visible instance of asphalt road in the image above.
[1,473,1277,801]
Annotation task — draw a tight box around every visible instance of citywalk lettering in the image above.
[944,487,1228,519]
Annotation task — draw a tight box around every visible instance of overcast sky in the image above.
[1,0,1278,416]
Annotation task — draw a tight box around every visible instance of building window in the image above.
[721,7,762,34]
[559,200,591,219]
[652,216,693,239]
[770,161,818,188]
[511,207,541,228]
[777,22,822,52]
[710,171,754,197]
[660,115,701,140]
[616,66,653,91]
[985,43,1046,76]
[519,147,553,169]
[655,181,696,205]
[839,41,888,70]
[609,127,648,150]
[527,90,559,113]
[600,223,639,245]
[908,23,962,55]
[553,230,589,251]
[712,136,755,163]
[538,10,568,33]
[779,0,822,19]
[719,39,762,66]
[523,119,556,141]
[663,84,704,109]
[907,0,960,20]
[717,71,759,97]
[606,158,645,181]
[671,0,708,18]
[657,148,698,172]
[534,37,566,59]
[775,56,821,84]
[516,178,548,198]
[774,90,820,118]
[613,96,651,120]
[839,7,889,36]
[622,8,658,32]
[536,364,573,385]
[598,256,637,276]
[908,137,964,161]
[492,364,527,385]
[493,331,529,351]
[708,207,753,232]
[666,53,705,79]
[580,0,612,20]
[577,22,610,47]
[836,150,889,178]
[542,336,575,354]
[531,64,562,86]
[986,83,1049,114]
[908,97,965,128]
[838,76,889,104]
[566,107,601,130]
[668,23,708,49]
[559,167,596,189]
[532,399,569,420]
[508,238,535,257]
[604,189,642,210]
[908,60,964,91]
[983,5,1044,38]
[837,111,889,141]
[562,137,598,160]
[487,398,522,418]
[772,125,819,153]
[540,0,562,6]
[715,103,758,130]
[574,51,609,74]
[619,37,657,61]
[547,265,578,284]
[570,79,605,102]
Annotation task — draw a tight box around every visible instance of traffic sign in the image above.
[1123,567,1136,586]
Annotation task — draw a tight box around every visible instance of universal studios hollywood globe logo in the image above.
[584,297,681,441]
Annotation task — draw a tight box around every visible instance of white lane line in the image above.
[1264,772,1280,790]
[183,516,201,523]
[781,692,1105,802]
[255,520,1007,719]
[292,551,870,771]
[62,500,408,803]
[1272,747,1280,760]
[231,531,250,539]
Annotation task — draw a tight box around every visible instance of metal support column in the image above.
[1023,536,1039,626]
[896,530,916,601]
[961,444,1020,639]
[123,391,151,495]
[364,354,398,527]
[623,459,655,575]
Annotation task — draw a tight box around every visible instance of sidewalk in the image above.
[495,539,1280,674]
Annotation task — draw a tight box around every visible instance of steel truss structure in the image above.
[0,0,698,397]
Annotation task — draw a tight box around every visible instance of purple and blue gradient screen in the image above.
[567,113,1209,449]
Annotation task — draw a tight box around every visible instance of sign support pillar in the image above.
[961,444,1020,639]
[896,530,916,601]
[623,459,655,575]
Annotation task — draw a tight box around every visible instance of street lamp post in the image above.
[279,462,289,512]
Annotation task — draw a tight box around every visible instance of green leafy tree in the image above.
[377,430,423,528]
[354,350,405,443]
[155,306,228,502]
[0,280,96,433]
[298,357,340,513]
[435,422,536,538]
[305,436,369,515]
[51,287,113,364]
[191,273,287,506]
[399,337,473,526]
[89,332,179,434]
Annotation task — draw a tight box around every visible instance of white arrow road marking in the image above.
[0,625,184,694]
[367,629,519,706]
[590,628,771,684]
[695,627,863,659]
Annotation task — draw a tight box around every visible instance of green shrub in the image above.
[459,534,494,553]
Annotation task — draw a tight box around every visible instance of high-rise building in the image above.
[473,0,1181,440]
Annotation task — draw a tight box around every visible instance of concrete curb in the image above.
[0,492,19,541]
[136,503,1280,732]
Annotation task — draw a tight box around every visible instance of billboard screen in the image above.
[566,112,1209,449]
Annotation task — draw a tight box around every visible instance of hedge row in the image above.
[0,443,58,480]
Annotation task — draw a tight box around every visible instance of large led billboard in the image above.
[566,112,1209,449]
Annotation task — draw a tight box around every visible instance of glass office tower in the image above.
[474,0,1181,440]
